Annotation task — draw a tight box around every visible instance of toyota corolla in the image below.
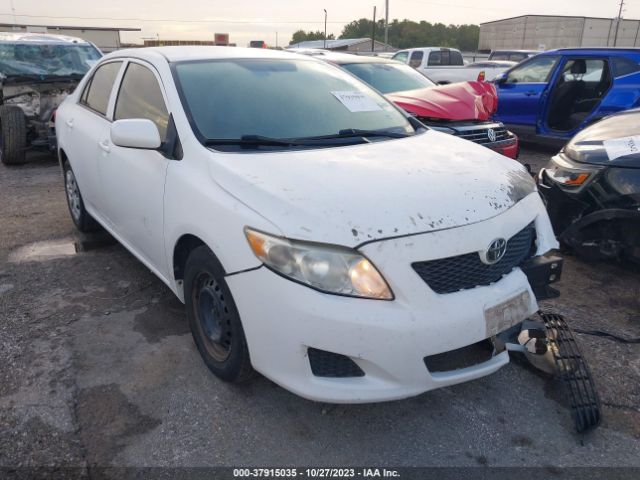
[56,47,560,402]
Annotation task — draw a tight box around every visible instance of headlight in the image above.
[545,153,603,191]
[244,228,393,300]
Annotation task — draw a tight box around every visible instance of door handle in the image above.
[99,140,111,153]
[525,91,539,97]
[65,119,74,129]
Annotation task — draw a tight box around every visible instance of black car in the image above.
[537,108,640,262]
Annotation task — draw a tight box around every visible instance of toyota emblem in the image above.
[487,128,497,142]
[485,238,507,265]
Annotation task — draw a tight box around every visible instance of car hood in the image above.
[208,131,536,247]
[386,81,498,121]
[564,109,640,167]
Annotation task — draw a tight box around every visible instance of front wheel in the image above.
[63,160,100,232]
[185,246,253,382]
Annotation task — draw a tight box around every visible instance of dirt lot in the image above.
[1,147,639,474]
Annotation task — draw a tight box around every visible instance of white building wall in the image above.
[479,15,640,51]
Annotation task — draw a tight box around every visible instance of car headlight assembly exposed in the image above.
[244,228,393,300]
[545,153,603,191]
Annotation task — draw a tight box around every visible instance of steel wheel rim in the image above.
[65,169,82,221]
[193,272,232,362]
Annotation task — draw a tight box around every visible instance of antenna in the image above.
[9,0,16,24]
[613,0,625,46]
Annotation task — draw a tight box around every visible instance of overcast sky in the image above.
[2,0,638,47]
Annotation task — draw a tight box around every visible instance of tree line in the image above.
[290,19,480,52]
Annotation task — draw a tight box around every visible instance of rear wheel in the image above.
[0,105,27,165]
[185,246,253,382]
[63,160,100,232]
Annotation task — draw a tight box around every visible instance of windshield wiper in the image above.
[205,135,312,147]
[335,128,411,138]
[205,130,410,149]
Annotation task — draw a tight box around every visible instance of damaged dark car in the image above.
[0,33,102,164]
[538,108,640,263]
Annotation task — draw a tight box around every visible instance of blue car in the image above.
[493,48,640,145]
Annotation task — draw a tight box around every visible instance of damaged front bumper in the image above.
[225,193,560,403]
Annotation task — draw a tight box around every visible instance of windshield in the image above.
[173,58,413,145]
[341,62,435,94]
[0,43,102,77]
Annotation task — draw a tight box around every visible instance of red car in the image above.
[307,51,519,159]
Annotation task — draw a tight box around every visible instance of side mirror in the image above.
[110,119,161,150]
[495,72,508,85]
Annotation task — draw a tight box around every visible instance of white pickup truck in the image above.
[391,47,515,84]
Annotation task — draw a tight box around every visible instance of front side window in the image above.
[81,61,122,115]
[114,62,169,140]
[342,62,435,94]
[505,56,560,84]
[173,59,412,146]
[409,51,423,68]
[392,51,409,64]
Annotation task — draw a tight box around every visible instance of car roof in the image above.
[291,50,398,65]
[491,49,539,53]
[541,47,640,55]
[105,46,314,63]
[0,32,92,45]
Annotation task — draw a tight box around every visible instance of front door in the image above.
[494,55,561,133]
[98,60,171,276]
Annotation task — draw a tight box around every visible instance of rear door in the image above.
[63,60,123,214]
[494,55,560,132]
[98,60,172,275]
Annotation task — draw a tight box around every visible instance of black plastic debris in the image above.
[540,312,602,433]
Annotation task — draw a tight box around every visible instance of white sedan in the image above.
[56,47,559,403]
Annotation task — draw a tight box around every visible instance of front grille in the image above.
[412,224,536,294]
[455,125,511,145]
[308,348,365,378]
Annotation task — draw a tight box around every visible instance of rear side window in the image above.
[114,62,169,141]
[450,51,464,66]
[428,51,441,66]
[81,61,122,116]
[612,57,640,77]
[409,51,423,68]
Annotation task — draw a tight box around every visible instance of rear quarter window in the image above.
[611,57,640,77]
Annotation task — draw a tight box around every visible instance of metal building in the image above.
[0,23,141,52]
[479,15,640,51]
[288,38,395,52]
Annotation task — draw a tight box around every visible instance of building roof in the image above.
[480,14,640,26]
[288,38,387,49]
[0,23,140,32]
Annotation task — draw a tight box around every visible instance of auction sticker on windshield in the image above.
[331,91,383,112]
[603,135,640,161]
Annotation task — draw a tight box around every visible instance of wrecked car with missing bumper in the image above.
[0,33,102,165]
[56,47,566,404]
[538,108,640,263]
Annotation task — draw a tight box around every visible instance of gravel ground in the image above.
[0,147,639,475]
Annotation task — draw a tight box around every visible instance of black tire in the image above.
[185,246,253,382]
[62,160,101,232]
[0,105,27,165]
